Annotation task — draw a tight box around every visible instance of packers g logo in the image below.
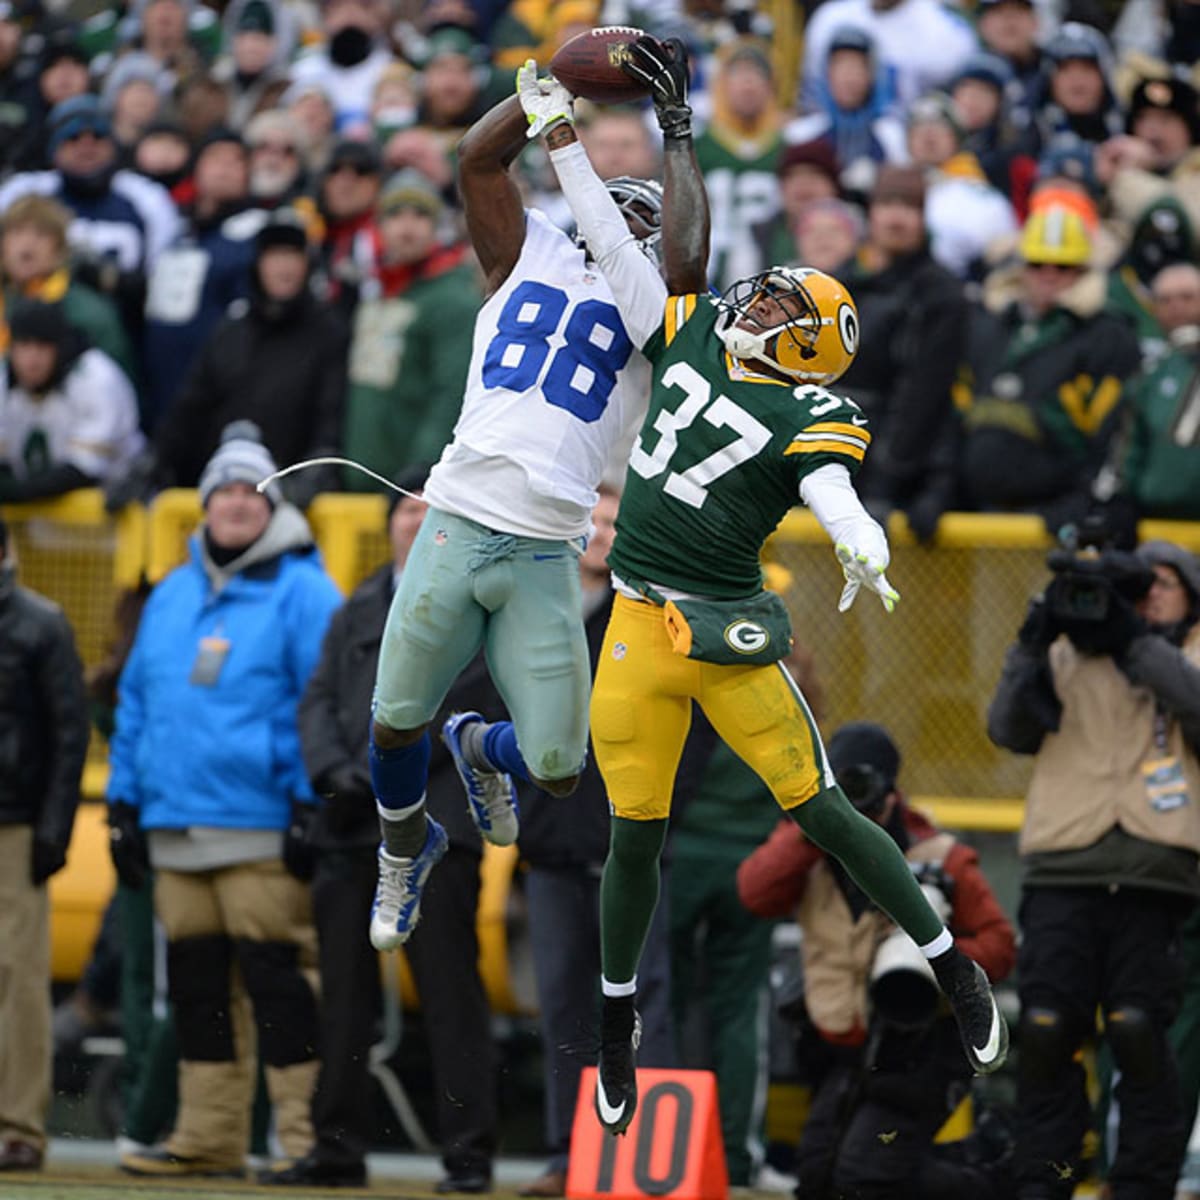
[836,304,859,356]
[724,619,770,655]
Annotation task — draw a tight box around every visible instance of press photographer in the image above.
[987,538,1200,1200]
[737,723,1016,1200]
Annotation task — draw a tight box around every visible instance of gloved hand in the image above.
[282,799,317,881]
[516,60,574,140]
[31,837,67,885]
[1018,595,1059,650]
[315,765,375,838]
[835,542,900,613]
[108,801,149,890]
[103,446,162,514]
[621,35,692,139]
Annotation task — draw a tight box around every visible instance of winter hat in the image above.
[100,51,166,110]
[1137,540,1200,618]
[1044,21,1110,68]
[325,136,382,176]
[828,24,874,59]
[47,94,111,156]
[778,138,839,183]
[378,168,442,218]
[9,299,72,345]
[236,0,274,35]
[827,722,901,813]
[1129,196,1195,285]
[723,40,773,80]
[795,197,865,242]
[196,125,247,157]
[1036,134,1100,197]
[907,91,964,142]
[1127,75,1200,143]
[255,206,309,253]
[40,27,89,72]
[953,51,1014,94]
[871,164,926,209]
[199,420,282,507]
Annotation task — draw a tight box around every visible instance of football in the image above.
[550,26,651,105]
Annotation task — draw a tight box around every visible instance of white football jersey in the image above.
[423,210,652,540]
[0,348,144,481]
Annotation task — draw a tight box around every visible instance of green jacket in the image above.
[342,251,481,491]
[1120,336,1200,520]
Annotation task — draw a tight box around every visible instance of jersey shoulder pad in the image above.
[785,387,871,465]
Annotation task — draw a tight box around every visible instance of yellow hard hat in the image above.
[1020,204,1092,266]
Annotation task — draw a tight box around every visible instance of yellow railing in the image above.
[6,490,1198,987]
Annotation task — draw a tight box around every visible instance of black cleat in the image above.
[934,951,1009,1075]
[595,1000,641,1135]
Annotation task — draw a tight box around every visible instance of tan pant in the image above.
[156,859,319,1165]
[0,825,50,1150]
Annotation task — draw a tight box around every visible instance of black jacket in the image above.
[838,247,965,512]
[298,564,496,852]
[0,565,88,847]
[156,285,347,490]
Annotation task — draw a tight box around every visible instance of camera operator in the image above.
[738,723,1016,1200]
[987,537,1200,1200]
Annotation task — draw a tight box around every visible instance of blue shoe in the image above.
[441,712,520,846]
[369,817,449,951]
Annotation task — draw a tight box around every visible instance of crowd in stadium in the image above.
[1,0,1200,1196]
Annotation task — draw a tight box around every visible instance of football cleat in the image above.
[595,1002,641,1135]
[935,952,1009,1075]
[441,712,520,846]
[369,817,449,951]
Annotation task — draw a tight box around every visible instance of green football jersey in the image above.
[608,294,870,599]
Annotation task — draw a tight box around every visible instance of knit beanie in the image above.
[198,420,282,507]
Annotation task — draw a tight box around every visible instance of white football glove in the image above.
[516,60,575,140]
[835,542,901,614]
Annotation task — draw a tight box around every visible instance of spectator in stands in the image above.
[132,0,204,82]
[287,0,393,133]
[292,466,500,1192]
[988,538,1200,1200]
[314,136,382,318]
[132,119,193,199]
[785,26,905,201]
[906,91,1018,279]
[0,94,181,334]
[800,0,977,111]
[213,0,297,131]
[694,41,782,291]
[577,106,660,183]
[955,202,1132,530]
[379,126,454,203]
[1031,23,1124,152]
[975,0,1043,129]
[838,164,965,542]
[103,54,169,160]
[412,26,492,150]
[1106,195,1194,364]
[750,140,841,269]
[107,423,341,1179]
[0,8,43,171]
[284,81,337,176]
[517,486,675,1200]
[959,203,1140,529]
[16,31,91,170]
[738,722,1016,1200]
[951,52,1031,205]
[1098,75,1200,234]
[0,300,143,501]
[0,194,136,382]
[155,208,346,506]
[792,198,863,273]
[1101,263,1200,523]
[176,73,233,145]
[342,170,479,491]
[0,513,88,1173]
[142,128,260,431]
[245,110,310,206]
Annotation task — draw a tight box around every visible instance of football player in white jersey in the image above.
[367,94,667,952]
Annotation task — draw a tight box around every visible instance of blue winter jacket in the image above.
[107,511,342,832]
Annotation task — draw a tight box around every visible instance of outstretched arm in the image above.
[456,95,529,296]
[622,36,709,295]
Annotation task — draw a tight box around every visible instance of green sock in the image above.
[600,816,669,983]
[791,785,944,946]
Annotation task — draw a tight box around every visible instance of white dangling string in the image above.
[256,456,429,503]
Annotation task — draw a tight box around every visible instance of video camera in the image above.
[1045,513,1154,628]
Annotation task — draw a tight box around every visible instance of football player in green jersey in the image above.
[518,37,1009,1138]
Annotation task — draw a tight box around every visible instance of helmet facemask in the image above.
[574,176,664,264]
[717,269,825,380]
